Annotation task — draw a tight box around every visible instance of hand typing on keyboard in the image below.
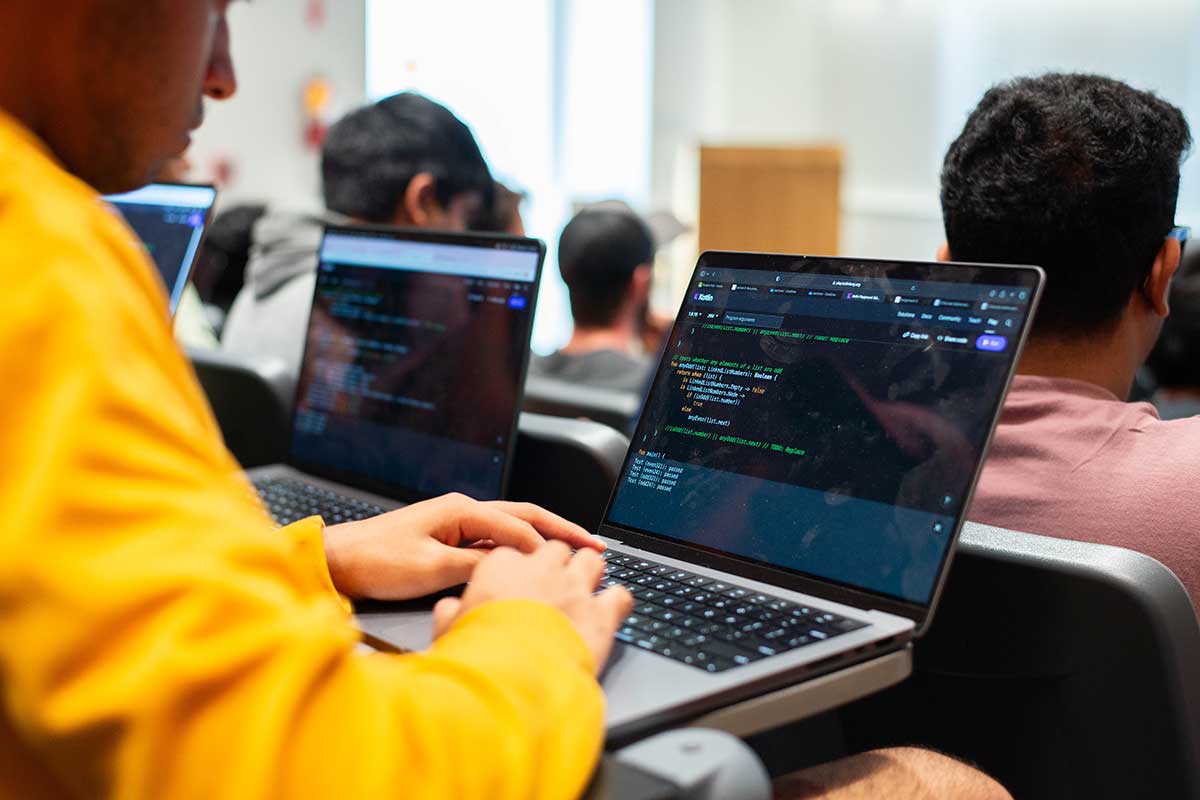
[431,542,633,674]
[321,493,607,601]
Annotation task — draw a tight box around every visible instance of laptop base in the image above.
[692,646,911,739]
[358,611,910,748]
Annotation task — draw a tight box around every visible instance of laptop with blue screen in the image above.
[104,182,218,316]
[358,250,1043,741]
[248,224,545,524]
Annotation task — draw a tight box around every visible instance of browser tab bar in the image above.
[320,233,540,282]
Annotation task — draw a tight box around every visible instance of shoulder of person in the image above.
[1129,409,1200,469]
[3,196,143,305]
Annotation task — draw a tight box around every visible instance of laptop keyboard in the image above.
[600,550,869,673]
[253,482,866,672]
[254,477,389,527]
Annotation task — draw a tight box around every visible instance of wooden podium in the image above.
[698,145,842,256]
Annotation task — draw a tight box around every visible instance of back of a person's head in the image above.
[321,92,492,224]
[1146,245,1200,388]
[941,73,1191,338]
[559,209,655,328]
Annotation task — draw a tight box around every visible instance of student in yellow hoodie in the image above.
[0,2,632,797]
[0,1,1013,798]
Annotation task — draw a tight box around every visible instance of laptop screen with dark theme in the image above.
[105,182,217,315]
[288,226,544,503]
[604,254,1041,611]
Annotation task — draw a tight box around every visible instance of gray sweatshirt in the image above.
[220,211,335,375]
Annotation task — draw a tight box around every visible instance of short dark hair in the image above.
[558,209,654,327]
[475,180,526,234]
[941,73,1191,337]
[321,92,492,223]
[1146,246,1200,387]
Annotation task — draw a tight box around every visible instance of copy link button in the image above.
[975,334,1008,352]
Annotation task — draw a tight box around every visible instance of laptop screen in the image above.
[104,183,217,315]
[287,226,544,503]
[604,254,1041,610]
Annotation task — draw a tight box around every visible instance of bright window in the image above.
[366,0,653,353]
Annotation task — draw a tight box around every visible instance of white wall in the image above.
[652,0,946,292]
[188,0,367,210]
[653,0,1200,295]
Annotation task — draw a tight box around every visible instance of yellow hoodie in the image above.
[0,111,603,799]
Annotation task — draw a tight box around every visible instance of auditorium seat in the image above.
[510,412,630,530]
[188,347,294,468]
[838,522,1200,800]
[522,375,643,435]
[589,728,770,800]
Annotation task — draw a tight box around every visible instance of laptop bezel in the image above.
[284,222,546,506]
[597,251,1044,635]
[105,181,218,317]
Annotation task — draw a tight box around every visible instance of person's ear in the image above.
[395,173,440,228]
[1144,235,1182,317]
[629,264,653,305]
[936,241,951,262]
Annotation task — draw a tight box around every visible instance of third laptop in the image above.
[249,224,545,522]
[104,182,218,316]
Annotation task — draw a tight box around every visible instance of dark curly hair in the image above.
[941,73,1191,337]
[321,92,492,224]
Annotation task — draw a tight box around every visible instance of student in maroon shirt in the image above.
[939,73,1199,605]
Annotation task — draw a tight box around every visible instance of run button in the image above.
[975,334,1008,352]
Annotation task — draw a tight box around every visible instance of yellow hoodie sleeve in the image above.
[0,114,605,800]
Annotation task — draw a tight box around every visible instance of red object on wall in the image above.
[304,119,328,150]
[306,0,325,29]
[209,155,237,189]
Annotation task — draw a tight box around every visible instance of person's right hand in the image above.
[431,541,633,673]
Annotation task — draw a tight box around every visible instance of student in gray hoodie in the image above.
[221,92,493,374]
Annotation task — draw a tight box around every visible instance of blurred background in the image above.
[188,0,1200,354]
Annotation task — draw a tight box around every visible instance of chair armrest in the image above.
[585,728,771,800]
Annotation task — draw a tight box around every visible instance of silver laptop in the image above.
[104,182,218,317]
[248,224,545,522]
[359,252,1043,742]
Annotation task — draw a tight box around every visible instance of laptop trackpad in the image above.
[355,595,451,652]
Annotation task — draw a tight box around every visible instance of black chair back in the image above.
[188,348,294,468]
[522,376,642,435]
[510,412,630,530]
[840,522,1200,799]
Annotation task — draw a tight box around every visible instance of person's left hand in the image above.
[320,493,605,600]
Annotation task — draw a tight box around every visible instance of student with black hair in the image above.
[221,92,493,373]
[531,205,660,393]
[942,73,1200,604]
